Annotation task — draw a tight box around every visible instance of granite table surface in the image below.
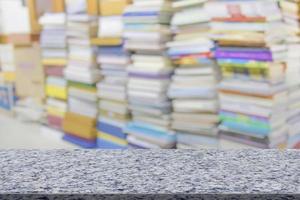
[0,149,299,196]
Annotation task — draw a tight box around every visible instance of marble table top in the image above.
[0,149,299,198]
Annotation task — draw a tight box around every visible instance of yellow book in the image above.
[3,72,16,82]
[97,131,128,146]
[47,106,65,118]
[100,0,131,16]
[46,85,67,100]
[91,37,122,46]
[63,112,97,140]
[69,86,97,94]
[42,58,67,66]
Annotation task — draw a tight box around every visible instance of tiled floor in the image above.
[0,115,75,149]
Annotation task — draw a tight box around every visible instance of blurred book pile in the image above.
[1,0,300,149]
[167,0,220,149]
[123,0,176,148]
[62,0,100,148]
[207,0,288,148]
[39,13,68,131]
[280,0,300,149]
[96,0,130,149]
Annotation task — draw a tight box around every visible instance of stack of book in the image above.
[280,0,300,149]
[62,0,100,148]
[96,0,131,149]
[123,0,176,148]
[39,13,67,131]
[167,0,220,149]
[206,0,288,149]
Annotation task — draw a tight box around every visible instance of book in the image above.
[95,0,130,149]
[39,13,67,132]
[166,1,221,148]
[209,0,287,148]
[280,0,300,149]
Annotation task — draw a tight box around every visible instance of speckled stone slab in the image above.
[0,150,299,199]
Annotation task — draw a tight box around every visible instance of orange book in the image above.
[99,0,131,16]
[63,112,97,140]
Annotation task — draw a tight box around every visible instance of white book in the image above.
[171,7,209,26]
[134,0,171,7]
[67,14,97,22]
[173,99,218,113]
[128,78,169,88]
[125,40,166,51]
[219,80,286,96]
[133,115,170,127]
[97,83,126,93]
[64,68,101,84]
[98,91,127,102]
[124,31,171,41]
[99,100,128,115]
[46,77,67,87]
[220,101,285,119]
[167,37,213,48]
[65,0,86,14]
[97,55,130,65]
[219,92,287,108]
[68,88,97,102]
[39,13,66,26]
[127,135,161,149]
[128,83,168,93]
[127,65,173,74]
[175,67,214,76]
[68,97,97,118]
[98,16,123,37]
[205,0,282,21]
[47,98,67,111]
[172,0,207,8]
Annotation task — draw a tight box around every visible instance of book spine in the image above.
[215,50,273,61]
[222,121,270,136]
[217,59,268,69]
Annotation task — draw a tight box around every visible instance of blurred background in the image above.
[0,0,299,149]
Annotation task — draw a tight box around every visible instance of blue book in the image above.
[97,138,127,149]
[123,11,159,17]
[97,121,126,139]
[168,47,212,56]
[98,46,125,55]
[63,134,97,149]
[222,121,270,137]
[125,122,176,142]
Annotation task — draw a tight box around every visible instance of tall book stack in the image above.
[206,0,288,149]
[280,0,300,149]
[123,0,176,148]
[167,0,220,149]
[62,0,100,148]
[96,0,131,149]
[39,13,68,131]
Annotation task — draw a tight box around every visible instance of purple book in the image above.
[215,49,273,61]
